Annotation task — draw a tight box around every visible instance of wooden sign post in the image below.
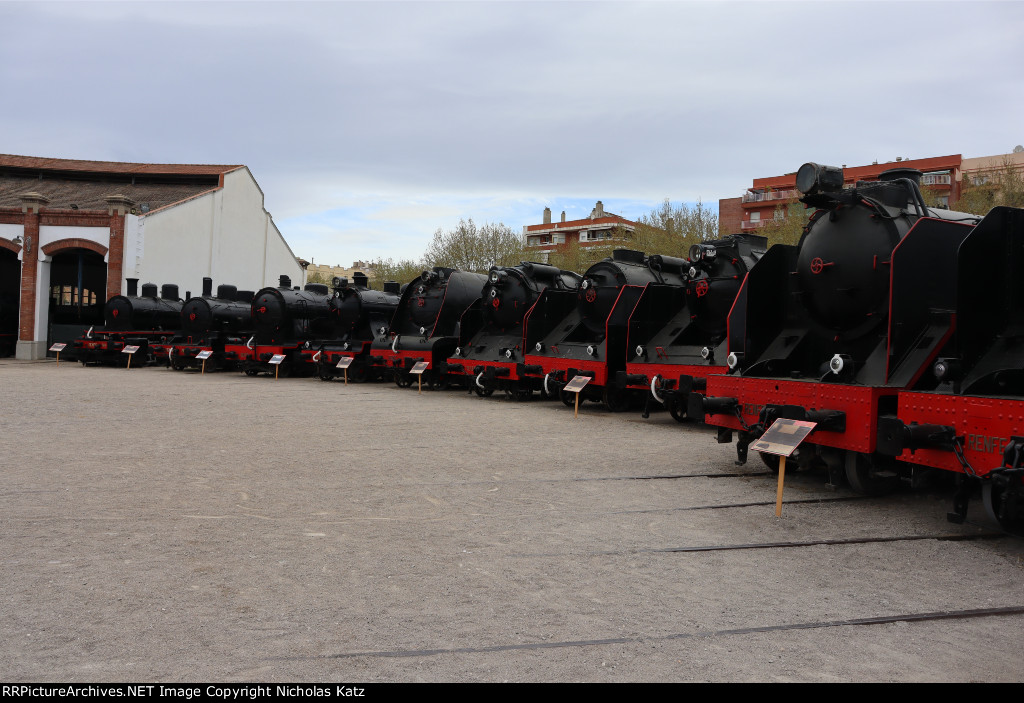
[410,361,430,394]
[562,375,592,418]
[336,355,354,385]
[49,343,66,366]
[196,349,213,374]
[269,354,287,379]
[749,418,817,517]
[122,345,140,370]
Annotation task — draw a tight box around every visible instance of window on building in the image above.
[749,212,761,222]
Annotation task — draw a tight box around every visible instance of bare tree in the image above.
[423,218,527,272]
[369,257,425,288]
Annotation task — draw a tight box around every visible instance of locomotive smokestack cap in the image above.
[796,162,845,195]
[126,278,138,296]
[141,283,158,298]
[202,277,213,297]
[332,276,348,290]
[161,284,179,300]
[879,167,923,185]
[353,272,369,287]
[279,275,292,288]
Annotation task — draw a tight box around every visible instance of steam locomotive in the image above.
[314,273,402,382]
[168,277,255,371]
[873,206,1024,530]
[71,278,183,365]
[521,249,688,411]
[690,163,1009,518]
[442,261,581,398]
[621,234,767,419]
[238,275,336,376]
[368,267,489,388]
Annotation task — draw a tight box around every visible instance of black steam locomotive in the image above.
[693,163,984,501]
[241,275,336,376]
[522,249,688,411]
[368,267,489,388]
[315,273,402,382]
[442,261,581,398]
[872,206,1024,530]
[71,279,183,365]
[621,233,767,420]
[168,278,255,371]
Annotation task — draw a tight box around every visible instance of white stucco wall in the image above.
[0,222,23,244]
[123,167,302,297]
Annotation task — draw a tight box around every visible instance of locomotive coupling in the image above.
[516,363,544,377]
[689,393,738,419]
[876,417,956,455]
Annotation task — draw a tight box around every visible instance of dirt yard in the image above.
[2,359,1022,682]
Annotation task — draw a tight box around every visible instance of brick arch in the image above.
[0,237,22,254]
[41,238,108,257]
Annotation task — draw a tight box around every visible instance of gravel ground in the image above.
[2,359,1022,682]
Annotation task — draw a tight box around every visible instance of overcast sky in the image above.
[2,1,1022,266]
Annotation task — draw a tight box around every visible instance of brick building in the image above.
[718,155,963,234]
[0,154,302,359]
[523,201,636,262]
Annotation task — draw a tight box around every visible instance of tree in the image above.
[755,198,812,247]
[422,218,527,272]
[544,238,616,275]
[631,199,720,259]
[369,257,424,288]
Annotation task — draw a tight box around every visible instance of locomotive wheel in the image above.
[844,451,896,496]
[668,400,687,423]
[474,385,494,397]
[428,374,450,391]
[394,372,412,388]
[506,386,532,402]
[559,389,575,408]
[317,364,334,382]
[982,480,1023,533]
[244,369,259,377]
[602,387,629,413]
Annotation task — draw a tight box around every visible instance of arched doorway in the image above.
[0,247,19,357]
[48,248,107,348]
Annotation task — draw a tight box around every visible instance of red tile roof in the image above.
[0,153,244,177]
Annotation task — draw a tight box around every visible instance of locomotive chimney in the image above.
[202,277,213,297]
[353,272,369,288]
[543,207,551,225]
[279,275,292,288]
[126,278,138,296]
[141,283,158,298]
[217,284,237,300]
[161,284,179,300]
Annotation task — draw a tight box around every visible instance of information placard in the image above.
[122,345,140,354]
[336,356,354,369]
[749,418,817,457]
[562,375,592,393]
[269,354,287,365]
[409,361,430,374]
[49,343,67,352]
[195,350,213,360]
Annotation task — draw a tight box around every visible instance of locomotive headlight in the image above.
[727,352,741,369]
[504,349,513,359]
[489,271,500,284]
[796,162,845,195]
[689,266,699,278]
[535,342,544,352]
[454,347,462,357]
[689,244,717,262]
[378,326,387,335]
[586,345,596,356]
[489,270,508,285]
[420,270,439,283]
[635,345,645,357]
[419,326,427,336]
[490,289,498,298]
[933,357,962,381]
[829,354,853,375]
[701,346,711,360]
[580,279,591,290]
